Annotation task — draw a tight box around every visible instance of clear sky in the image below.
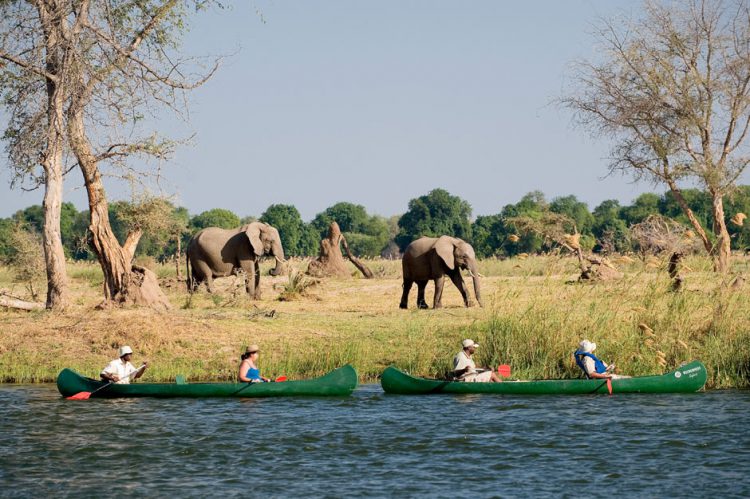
[2,0,724,221]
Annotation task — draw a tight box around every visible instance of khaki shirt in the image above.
[453,350,477,378]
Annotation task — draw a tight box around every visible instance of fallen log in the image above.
[0,292,45,311]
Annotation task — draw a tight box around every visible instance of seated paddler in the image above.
[100,346,148,384]
[238,345,270,383]
[453,339,502,383]
[574,340,629,380]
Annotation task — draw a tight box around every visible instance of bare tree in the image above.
[563,0,750,272]
[630,214,703,256]
[1,1,219,308]
[508,213,623,281]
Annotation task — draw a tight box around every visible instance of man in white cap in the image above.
[100,346,148,384]
[453,339,501,382]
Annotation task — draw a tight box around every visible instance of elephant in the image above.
[399,236,482,309]
[186,222,285,298]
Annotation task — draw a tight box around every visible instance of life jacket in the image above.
[245,366,262,381]
[574,350,607,378]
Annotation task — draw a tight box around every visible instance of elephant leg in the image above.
[192,260,214,293]
[400,279,413,309]
[242,261,257,298]
[432,276,445,309]
[449,272,473,307]
[417,281,429,309]
[253,261,261,300]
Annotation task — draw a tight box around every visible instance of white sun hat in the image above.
[118,346,133,357]
[578,340,596,353]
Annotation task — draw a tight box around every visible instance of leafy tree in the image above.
[472,214,507,258]
[11,203,79,258]
[0,218,15,262]
[396,189,472,250]
[500,192,548,255]
[592,200,630,253]
[549,195,593,234]
[1,1,74,308]
[312,202,370,234]
[564,0,750,271]
[260,204,318,257]
[190,209,241,231]
[621,193,661,226]
[1,1,219,308]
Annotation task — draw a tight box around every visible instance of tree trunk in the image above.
[41,164,69,310]
[39,3,69,310]
[67,106,170,310]
[710,191,731,273]
[666,180,712,254]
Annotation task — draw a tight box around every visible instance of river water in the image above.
[1,384,748,498]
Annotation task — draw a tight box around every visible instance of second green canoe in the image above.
[58,364,358,398]
[380,361,707,395]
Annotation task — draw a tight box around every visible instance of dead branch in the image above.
[341,235,374,279]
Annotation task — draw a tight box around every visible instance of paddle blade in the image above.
[497,364,511,378]
[66,391,92,400]
[606,378,613,395]
[275,376,287,382]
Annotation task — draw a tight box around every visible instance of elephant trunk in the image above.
[468,262,483,307]
[269,243,285,276]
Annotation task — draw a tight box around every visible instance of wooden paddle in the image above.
[606,378,613,395]
[66,364,146,400]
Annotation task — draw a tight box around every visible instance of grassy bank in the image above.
[1,255,749,388]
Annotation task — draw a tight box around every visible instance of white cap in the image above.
[118,346,133,357]
[462,339,479,349]
[578,340,596,353]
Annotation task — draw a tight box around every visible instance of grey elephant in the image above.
[399,236,482,309]
[186,222,285,298]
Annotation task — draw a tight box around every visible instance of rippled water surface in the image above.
[1,384,749,498]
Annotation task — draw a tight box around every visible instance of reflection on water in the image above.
[0,384,749,497]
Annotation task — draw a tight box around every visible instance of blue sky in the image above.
[2,0,711,221]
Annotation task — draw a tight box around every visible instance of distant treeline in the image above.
[1,186,749,262]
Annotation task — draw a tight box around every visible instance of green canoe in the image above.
[57,364,358,398]
[380,361,707,395]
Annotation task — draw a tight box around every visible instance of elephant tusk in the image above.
[275,256,287,264]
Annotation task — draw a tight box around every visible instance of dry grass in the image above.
[1,254,748,387]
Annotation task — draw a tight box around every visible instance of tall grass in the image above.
[1,255,748,387]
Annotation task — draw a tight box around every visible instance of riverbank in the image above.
[1,255,748,387]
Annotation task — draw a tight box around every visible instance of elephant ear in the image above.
[244,223,264,257]
[435,236,456,270]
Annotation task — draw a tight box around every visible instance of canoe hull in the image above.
[380,361,707,395]
[58,365,358,398]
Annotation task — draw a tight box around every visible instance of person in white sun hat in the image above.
[452,339,501,382]
[100,346,148,384]
[574,340,629,380]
